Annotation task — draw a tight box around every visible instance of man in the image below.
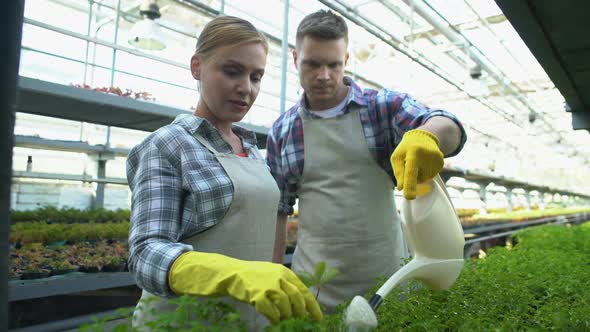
[266,10,466,310]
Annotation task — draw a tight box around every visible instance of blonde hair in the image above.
[195,16,269,61]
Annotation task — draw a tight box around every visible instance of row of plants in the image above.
[10,221,129,245]
[9,240,128,280]
[11,207,130,224]
[286,207,590,247]
[462,206,590,226]
[71,84,155,101]
[11,204,577,226]
[82,222,590,331]
[455,205,539,218]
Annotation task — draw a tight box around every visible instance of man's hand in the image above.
[391,129,443,199]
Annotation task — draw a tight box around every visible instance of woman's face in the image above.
[191,42,267,125]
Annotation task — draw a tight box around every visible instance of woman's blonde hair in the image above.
[195,16,269,60]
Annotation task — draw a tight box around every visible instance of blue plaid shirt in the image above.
[266,77,466,216]
[126,114,261,297]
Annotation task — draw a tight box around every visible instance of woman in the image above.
[126,16,322,331]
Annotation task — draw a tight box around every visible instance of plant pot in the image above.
[78,265,100,273]
[21,271,50,280]
[102,264,125,272]
[22,242,44,249]
[47,240,67,247]
[51,268,78,276]
[9,273,22,281]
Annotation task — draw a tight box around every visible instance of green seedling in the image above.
[295,261,339,300]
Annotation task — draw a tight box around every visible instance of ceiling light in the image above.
[128,0,166,51]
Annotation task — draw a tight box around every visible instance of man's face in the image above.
[294,36,349,110]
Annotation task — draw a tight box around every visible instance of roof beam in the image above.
[403,14,507,42]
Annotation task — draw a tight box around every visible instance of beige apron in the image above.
[132,134,280,331]
[292,106,408,310]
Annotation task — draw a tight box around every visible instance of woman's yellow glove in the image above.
[168,251,323,324]
[391,129,443,200]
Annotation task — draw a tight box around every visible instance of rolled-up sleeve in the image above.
[390,94,467,157]
[127,140,192,297]
[266,127,296,216]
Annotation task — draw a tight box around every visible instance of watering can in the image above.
[344,175,465,331]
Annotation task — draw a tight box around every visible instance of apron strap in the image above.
[297,103,362,120]
[195,134,223,156]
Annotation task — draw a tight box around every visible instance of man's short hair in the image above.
[296,10,348,49]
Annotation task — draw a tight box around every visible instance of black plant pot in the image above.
[102,264,125,272]
[21,271,50,280]
[78,265,100,273]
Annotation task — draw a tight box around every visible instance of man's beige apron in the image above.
[132,134,279,331]
[292,106,408,310]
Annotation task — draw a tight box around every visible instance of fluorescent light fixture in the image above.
[128,0,166,51]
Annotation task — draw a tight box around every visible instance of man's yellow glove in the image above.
[391,129,444,200]
[168,251,323,324]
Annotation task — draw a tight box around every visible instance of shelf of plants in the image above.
[17,77,269,145]
[74,220,590,331]
[9,207,590,296]
[16,77,590,201]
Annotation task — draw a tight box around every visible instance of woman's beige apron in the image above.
[292,106,408,310]
[132,134,280,331]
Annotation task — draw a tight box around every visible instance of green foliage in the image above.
[295,261,339,299]
[10,221,130,244]
[471,206,590,222]
[80,296,247,332]
[370,224,590,331]
[78,223,590,331]
[10,206,130,224]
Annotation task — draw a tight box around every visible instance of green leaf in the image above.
[295,270,316,287]
[313,261,326,281]
[319,267,339,285]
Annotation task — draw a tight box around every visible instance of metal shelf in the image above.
[12,170,127,185]
[16,77,270,147]
[463,212,590,245]
[9,272,135,302]
[15,135,130,157]
[9,213,588,302]
[15,135,590,200]
[13,77,590,199]
[442,166,590,199]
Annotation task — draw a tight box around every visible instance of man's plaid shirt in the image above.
[266,77,467,216]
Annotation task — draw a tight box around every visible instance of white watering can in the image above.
[344,175,465,331]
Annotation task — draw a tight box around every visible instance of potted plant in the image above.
[51,259,78,276]
[21,263,50,280]
[101,255,125,272]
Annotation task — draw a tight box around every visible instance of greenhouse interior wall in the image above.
[6,0,590,331]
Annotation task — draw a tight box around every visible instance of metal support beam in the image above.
[2,1,24,329]
[525,190,532,211]
[506,187,513,213]
[478,181,488,214]
[12,171,127,185]
[571,111,590,131]
[95,159,107,209]
[279,0,290,114]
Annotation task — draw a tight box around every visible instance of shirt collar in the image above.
[295,76,367,114]
[171,113,258,147]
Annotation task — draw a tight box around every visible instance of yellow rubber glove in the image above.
[168,251,323,324]
[391,129,444,200]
